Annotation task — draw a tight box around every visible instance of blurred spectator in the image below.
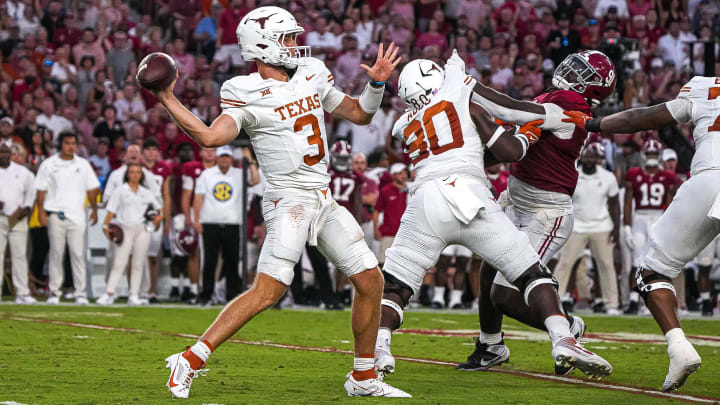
[547,12,582,67]
[34,132,100,304]
[657,19,690,68]
[306,17,337,61]
[213,0,247,71]
[373,162,408,266]
[595,2,629,20]
[106,30,134,87]
[89,137,111,180]
[73,28,106,72]
[114,83,147,124]
[93,105,125,143]
[457,0,491,30]
[0,142,36,304]
[1,117,25,151]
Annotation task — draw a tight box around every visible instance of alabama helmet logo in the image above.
[213,181,233,201]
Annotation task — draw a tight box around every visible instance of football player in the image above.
[457,51,616,375]
[373,51,612,381]
[153,6,409,398]
[433,245,472,309]
[623,139,679,314]
[562,75,720,391]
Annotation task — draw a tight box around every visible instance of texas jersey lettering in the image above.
[220,57,337,190]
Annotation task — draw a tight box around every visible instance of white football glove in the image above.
[445,49,466,72]
[623,225,634,250]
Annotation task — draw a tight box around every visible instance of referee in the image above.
[192,146,256,305]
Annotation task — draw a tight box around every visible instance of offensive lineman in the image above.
[150,6,409,398]
[373,51,613,380]
[562,75,720,391]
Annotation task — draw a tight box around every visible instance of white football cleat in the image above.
[75,296,89,305]
[662,339,701,391]
[344,373,411,397]
[375,347,396,378]
[15,295,37,304]
[96,293,115,305]
[46,295,60,305]
[128,295,145,306]
[165,352,208,399]
[552,336,613,379]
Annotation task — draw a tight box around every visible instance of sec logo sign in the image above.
[213,181,233,201]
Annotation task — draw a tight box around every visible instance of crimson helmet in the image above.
[582,142,605,158]
[175,228,198,255]
[331,140,352,172]
[107,223,123,244]
[552,50,616,106]
[642,139,664,167]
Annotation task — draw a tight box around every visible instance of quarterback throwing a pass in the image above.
[564,76,720,391]
[148,6,409,398]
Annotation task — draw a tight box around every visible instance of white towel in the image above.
[707,191,720,221]
[308,188,332,246]
[436,175,485,224]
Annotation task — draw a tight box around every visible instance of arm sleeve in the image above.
[182,175,194,191]
[322,86,347,113]
[665,98,693,123]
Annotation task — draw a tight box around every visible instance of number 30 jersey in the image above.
[220,57,343,191]
[392,63,483,187]
[667,76,720,175]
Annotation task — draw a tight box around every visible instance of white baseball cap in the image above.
[217,145,233,157]
[662,148,677,161]
[390,162,407,175]
[0,116,14,126]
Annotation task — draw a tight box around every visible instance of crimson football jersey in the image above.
[172,161,206,213]
[329,168,365,214]
[148,159,172,180]
[626,167,678,210]
[509,90,592,196]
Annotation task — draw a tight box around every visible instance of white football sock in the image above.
[665,328,687,346]
[170,277,180,288]
[700,291,711,300]
[189,283,198,294]
[544,315,572,345]
[629,291,639,302]
[479,331,502,345]
[449,289,463,305]
[433,286,446,303]
[376,327,392,352]
[190,340,213,363]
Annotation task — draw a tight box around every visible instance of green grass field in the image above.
[1,304,719,404]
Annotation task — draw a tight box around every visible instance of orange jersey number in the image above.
[294,114,325,166]
[402,101,464,164]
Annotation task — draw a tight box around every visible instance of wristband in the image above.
[512,133,529,159]
[586,118,602,133]
[486,126,505,148]
[370,80,387,87]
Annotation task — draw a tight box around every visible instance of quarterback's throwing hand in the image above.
[561,110,592,128]
[361,42,401,82]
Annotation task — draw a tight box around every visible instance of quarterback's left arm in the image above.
[330,43,401,125]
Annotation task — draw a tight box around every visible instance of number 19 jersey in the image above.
[391,64,483,186]
[220,57,341,191]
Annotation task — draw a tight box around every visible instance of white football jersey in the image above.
[392,62,484,186]
[668,76,720,175]
[220,57,342,191]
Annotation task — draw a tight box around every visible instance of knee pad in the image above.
[636,267,676,299]
[381,298,404,326]
[381,271,414,326]
[454,257,470,273]
[514,263,559,306]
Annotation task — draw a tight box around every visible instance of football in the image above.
[136,52,177,91]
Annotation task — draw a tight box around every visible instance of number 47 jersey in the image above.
[392,64,484,186]
[220,57,343,191]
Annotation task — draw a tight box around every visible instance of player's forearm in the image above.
[471,83,545,124]
[623,189,633,226]
[87,189,99,210]
[588,104,676,134]
[181,190,192,217]
[35,190,45,211]
[156,93,224,147]
[192,195,203,223]
[608,195,621,230]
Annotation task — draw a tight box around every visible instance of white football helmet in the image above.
[398,59,444,111]
[236,6,310,69]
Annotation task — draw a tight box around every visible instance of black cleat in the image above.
[562,300,575,314]
[701,299,714,316]
[168,287,180,302]
[624,300,639,315]
[148,295,161,304]
[592,301,606,313]
[456,334,510,371]
[181,287,194,302]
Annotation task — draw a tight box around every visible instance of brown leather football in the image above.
[136,52,177,91]
[108,223,124,244]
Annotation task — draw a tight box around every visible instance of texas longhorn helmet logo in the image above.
[247,13,279,29]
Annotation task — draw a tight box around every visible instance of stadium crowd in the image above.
[0,0,719,314]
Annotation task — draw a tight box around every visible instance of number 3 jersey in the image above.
[220,57,345,191]
[391,63,483,187]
